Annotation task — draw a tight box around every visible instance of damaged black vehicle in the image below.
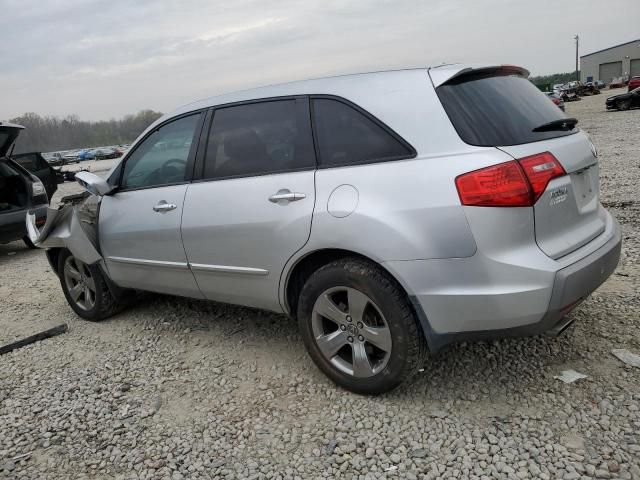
[605,87,640,111]
[0,122,49,248]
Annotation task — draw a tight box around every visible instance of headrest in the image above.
[223,128,267,161]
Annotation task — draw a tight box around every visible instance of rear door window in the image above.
[436,72,577,146]
[202,99,315,180]
[14,154,37,171]
[311,98,414,167]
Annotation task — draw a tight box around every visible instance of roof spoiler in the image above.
[428,64,530,88]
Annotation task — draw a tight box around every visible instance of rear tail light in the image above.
[518,152,566,202]
[456,152,566,207]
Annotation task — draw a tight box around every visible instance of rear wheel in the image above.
[58,249,122,321]
[617,99,632,111]
[297,258,428,394]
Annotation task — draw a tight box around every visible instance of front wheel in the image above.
[297,258,428,395]
[58,249,123,321]
[617,99,631,111]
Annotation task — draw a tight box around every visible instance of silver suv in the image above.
[29,65,621,394]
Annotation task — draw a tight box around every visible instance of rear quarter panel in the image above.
[279,71,520,309]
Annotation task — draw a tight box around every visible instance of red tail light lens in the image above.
[456,152,566,207]
[518,152,566,202]
[455,161,531,207]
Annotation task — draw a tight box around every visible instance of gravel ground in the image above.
[1,90,639,479]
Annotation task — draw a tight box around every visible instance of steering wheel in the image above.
[145,158,186,185]
[160,158,186,179]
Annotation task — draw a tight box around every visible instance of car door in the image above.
[181,98,316,312]
[99,112,206,298]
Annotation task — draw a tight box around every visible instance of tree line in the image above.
[529,71,580,88]
[10,110,163,154]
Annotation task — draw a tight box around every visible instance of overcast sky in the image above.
[1,0,638,120]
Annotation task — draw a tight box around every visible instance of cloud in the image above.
[1,0,639,120]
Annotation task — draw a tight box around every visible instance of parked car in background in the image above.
[609,77,626,89]
[628,76,640,92]
[114,145,130,157]
[545,92,565,111]
[29,65,621,394]
[43,152,65,166]
[11,152,61,198]
[606,87,640,111]
[595,80,606,90]
[77,149,96,161]
[63,151,80,163]
[0,123,48,248]
[92,147,117,160]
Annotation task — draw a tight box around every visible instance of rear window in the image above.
[14,154,37,171]
[312,98,414,167]
[437,72,577,146]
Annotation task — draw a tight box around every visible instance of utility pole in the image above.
[575,35,580,82]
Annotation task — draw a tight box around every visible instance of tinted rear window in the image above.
[14,154,37,171]
[203,99,315,180]
[312,98,414,167]
[437,72,577,146]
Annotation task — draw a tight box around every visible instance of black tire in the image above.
[618,99,631,111]
[58,249,122,321]
[22,236,37,249]
[297,257,428,395]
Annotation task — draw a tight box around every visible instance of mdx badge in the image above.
[550,187,568,205]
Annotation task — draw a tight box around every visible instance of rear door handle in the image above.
[153,201,177,213]
[269,189,306,204]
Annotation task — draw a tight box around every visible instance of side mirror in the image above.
[75,171,114,196]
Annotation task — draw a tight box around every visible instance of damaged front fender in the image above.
[26,194,103,266]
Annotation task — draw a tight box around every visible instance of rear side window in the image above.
[14,154,37,171]
[437,72,577,146]
[312,98,414,167]
[203,99,315,180]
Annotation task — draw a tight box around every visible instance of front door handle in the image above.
[153,201,177,213]
[269,189,306,204]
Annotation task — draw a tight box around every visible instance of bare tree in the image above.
[10,110,163,153]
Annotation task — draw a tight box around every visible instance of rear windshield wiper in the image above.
[532,118,578,132]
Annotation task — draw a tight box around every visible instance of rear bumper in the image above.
[535,219,621,331]
[0,205,47,244]
[386,215,621,352]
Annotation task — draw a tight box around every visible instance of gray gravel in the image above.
[1,90,639,479]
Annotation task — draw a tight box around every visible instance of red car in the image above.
[629,76,640,92]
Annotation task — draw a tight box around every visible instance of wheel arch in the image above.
[46,248,63,276]
[282,248,419,320]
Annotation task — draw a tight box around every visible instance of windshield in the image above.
[436,72,577,147]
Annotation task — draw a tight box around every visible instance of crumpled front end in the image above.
[26,194,103,267]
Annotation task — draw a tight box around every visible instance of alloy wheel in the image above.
[311,287,392,378]
[63,255,96,311]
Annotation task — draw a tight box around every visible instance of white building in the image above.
[580,39,640,84]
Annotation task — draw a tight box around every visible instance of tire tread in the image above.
[298,257,428,394]
[58,249,122,322]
